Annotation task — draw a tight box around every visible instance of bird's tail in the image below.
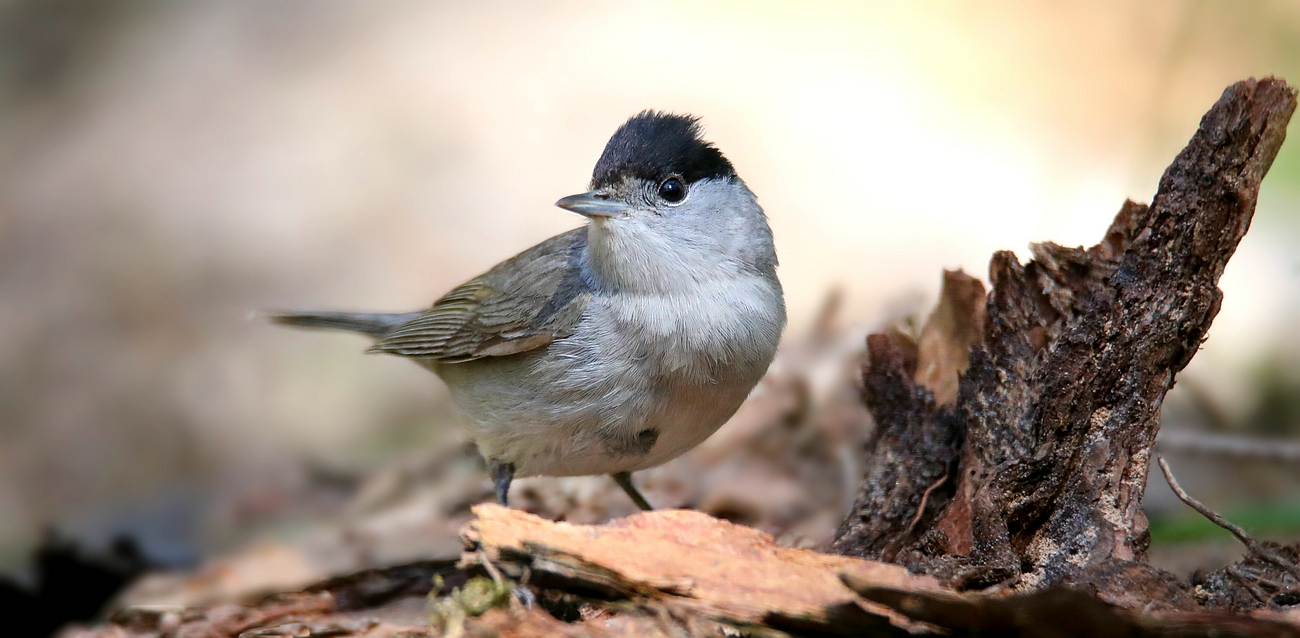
[262,310,421,338]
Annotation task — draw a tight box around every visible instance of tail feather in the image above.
[264,310,421,338]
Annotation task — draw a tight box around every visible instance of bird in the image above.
[269,111,786,511]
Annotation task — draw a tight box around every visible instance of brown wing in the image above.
[370,227,592,362]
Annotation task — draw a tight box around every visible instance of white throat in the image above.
[583,178,774,295]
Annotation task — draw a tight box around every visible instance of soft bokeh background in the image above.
[3,0,1300,577]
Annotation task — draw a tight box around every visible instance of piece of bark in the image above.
[914,270,988,407]
[841,575,1300,638]
[831,270,983,562]
[73,591,390,638]
[833,76,1298,606]
[304,559,461,610]
[461,504,943,635]
[461,604,748,638]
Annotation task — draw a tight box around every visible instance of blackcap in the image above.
[270,111,786,510]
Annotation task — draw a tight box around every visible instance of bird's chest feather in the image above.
[593,274,784,384]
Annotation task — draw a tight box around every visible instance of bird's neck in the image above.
[584,221,733,295]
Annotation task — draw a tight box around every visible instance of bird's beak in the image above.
[555,191,629,219]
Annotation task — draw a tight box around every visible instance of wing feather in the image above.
[370,227,592,362]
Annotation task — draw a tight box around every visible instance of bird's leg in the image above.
[611,472,653,511]
[488,460,514,506]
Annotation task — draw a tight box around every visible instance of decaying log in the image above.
[833,77,1298,606]
[461,504,944,635]
[75,505,1300,637]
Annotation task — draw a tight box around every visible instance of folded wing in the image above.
[371,227,592,363]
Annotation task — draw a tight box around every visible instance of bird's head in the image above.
[556,111,777,292]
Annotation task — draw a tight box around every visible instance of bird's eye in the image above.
[657,177,686,203]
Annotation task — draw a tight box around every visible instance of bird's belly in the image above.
[434,348,766,477]
[432,277,784,477]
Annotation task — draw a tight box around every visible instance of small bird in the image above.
[270,111,786,510]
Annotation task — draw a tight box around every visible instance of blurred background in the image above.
[3,0,1300,615]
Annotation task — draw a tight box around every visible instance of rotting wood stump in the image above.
[832,77,1298,609]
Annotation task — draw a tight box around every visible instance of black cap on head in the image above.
[592,111,736,189]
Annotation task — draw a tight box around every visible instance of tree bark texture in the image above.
[832,78,1297,607]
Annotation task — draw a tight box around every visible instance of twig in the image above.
[1254,575,1283,593]
[903,475,948,541]
[1226,565,1271,606]
[478,550,537,611]
[1156,454,1300,579]
[477,551,506,586]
